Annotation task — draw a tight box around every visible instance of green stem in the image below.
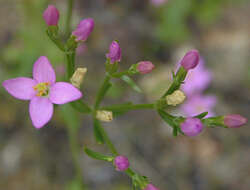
[65,0,74,37]
[102,103,155,112]
[97,123,119,155]
[111,71,129,78]
[94,74,111,109]
[66,52,75,79]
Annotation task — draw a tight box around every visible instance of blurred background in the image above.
[0,0,250,189]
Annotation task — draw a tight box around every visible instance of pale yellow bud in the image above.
[96,110,113,122]
[70,67,87,88]
[166,90,186,106]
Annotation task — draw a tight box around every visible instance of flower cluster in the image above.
[1,4,248,190]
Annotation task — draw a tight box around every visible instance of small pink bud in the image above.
[43,5,60,26]
[180,118,203,137]
[144,184,160,190]
[114,156,129,171]
[224,114,247,128]
[137,61,155,74]
[180,50,200,71]
[72,18,95,42]
[106,41,121,64]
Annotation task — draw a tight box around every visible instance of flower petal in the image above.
[2,77,36,100]
[33,56,56,84]
[49,82,82,104]
[29,97,54,128]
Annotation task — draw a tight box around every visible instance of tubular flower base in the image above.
[2,56,82,128]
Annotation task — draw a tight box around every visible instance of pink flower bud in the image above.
[106,41,121,64]
[144,184,160,190]
[72,18,94,42]
[137,61,155,74]
[224,114,247,128]
[114,156,129,171]
[43,5,60,26]
[180,118,203,137]
[180,50,200,71]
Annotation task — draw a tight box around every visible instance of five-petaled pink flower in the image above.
[2,56,82,128]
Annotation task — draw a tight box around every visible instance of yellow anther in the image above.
[33,82,50,97]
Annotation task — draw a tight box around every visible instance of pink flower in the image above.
[72,18,94,42]
[180,118,203,137]
[137,61,155,74]
[106,41,121,64]
[224,114,247,128]
[181,58,212,96]
[180,50,200,71]
[43,5,60,26]
[180,94,216,117]
[2,56,82,128]
[144,184,160,190]
[114,155,130,171]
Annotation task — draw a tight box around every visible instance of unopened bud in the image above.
[137,61,155,74]
[72,18,94,42]
[224,114,247,128]
[70,68,87,88]
[166,90,185,106]
[114,156,130,171]
[43,5,60,26]
[96,110,113,122]
[180,118,203,137]
[106,41,121,64]
[180,50,199,71]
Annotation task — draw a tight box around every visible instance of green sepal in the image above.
[84,147,114,162]
[202,116,227,128]
[162,66,187,98]
[93,119,105,144]
[70,100,92,114]
[157,109,176,128]
[121,75,142,93]
[46,26,65,52]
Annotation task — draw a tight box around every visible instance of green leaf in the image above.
[121,75,142,93]
[195,112,208,119]
[93,119,105,144]
[70,100,91,113]
[84,147,114,162]
[157,109,176,128]
[173,126,178,136]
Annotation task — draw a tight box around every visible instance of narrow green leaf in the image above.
[173,126,178,136]
[157,109,176,128]
[84,147,114,162]
[194,112,208,119]
[121,75,142,93]
[70,100,91,113]
[93,119,105,144]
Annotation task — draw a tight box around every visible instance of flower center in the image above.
[33,82,50,97]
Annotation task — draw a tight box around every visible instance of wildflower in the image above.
[72,18,94,42]
[137,61,155,74]
[180,94,216,117]
[144,184,160,190]
[2,56,82,128]
[106,41,121,64]
[180,118,203,137]
[166,90,186,106]
[181,58,212,96]
[43,5,60,26]
[224,114,247,128]
[114,156,130,171]
[70,67,87,88]
[180,50,200,71]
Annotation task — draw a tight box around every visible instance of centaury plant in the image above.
[1,3,247,190]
